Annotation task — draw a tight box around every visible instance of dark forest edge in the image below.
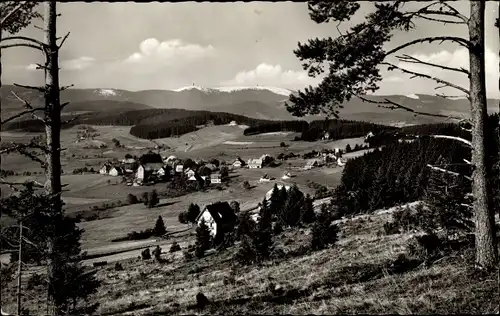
[1,106,480,142]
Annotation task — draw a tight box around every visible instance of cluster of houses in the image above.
[98,153,269,186]
[304,148,345,170]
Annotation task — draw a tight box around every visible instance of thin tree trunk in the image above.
[468,0,498,270]
[43,1,62,315]
[16,221,22,316]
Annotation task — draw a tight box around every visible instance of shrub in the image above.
[114,262,123,271]
[178,212,188,224]
[169,241,181,252]
[148,190,159,208]
[235,234,257,265]
[242,181,251,190]
[186,203,201,223]
[230,201,240,214]
[141,248,151,260]
[280,142,287,147]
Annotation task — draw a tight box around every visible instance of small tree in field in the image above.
[186,203,201,223]
[153,216,167,237]
[142,192,149,206]
[127,194,138,204]
[148,190,159,208]
[242,180,251,190]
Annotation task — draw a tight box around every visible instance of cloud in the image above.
[124,38,216,66]
[222,63,320,88]
[383,47,499,98]
[26,56,96,72]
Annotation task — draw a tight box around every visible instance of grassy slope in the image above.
[2,204,498,315]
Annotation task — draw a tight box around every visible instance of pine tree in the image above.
[254,198,273,261]
[148,190,159,208]
[153,216,167,237]
[424,170,473,238]
[195,219,211,258]
[311,204,340,251]
[187,203,201,223]
[235,234,257,265]
[230,201,240,214]
[300,194,316,224]
[236,211,255,241]
[269,184,281,214]
[279,184,304,227]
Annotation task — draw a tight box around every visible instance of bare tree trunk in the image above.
[468,0,498,270]
[43,2,62,315]
[16,221,23,316]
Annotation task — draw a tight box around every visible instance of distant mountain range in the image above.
[1,84,498,125]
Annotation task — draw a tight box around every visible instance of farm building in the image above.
[122,158,138,173]
[304,159,323,170]
[281,171,292,180]
[188,173,204,182]
[232,157,246,168]
[109,166,124,177]
[195,201,237,244]
[164,155,178,165]
[247,158,263,169]
[210,173,222,184]
[175,164,184,173]
[323,132,330,140]
[99,163,112,175]
[136,162,165,182]
[184,168,196,178]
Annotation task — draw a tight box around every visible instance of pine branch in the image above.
[60,84,74,91]
[384,36,470,57]
[0,179,44,188]
[60,101,70,111]
[0,43,43,51]
[0,2,26,25]
[357,95,462,120]
[415,13,466,25]
[427,164,472,180]
[0,36,44,46]
[1,108,44,125]
[382,62,470,95]
[430,135,472,147]
[439,1,468,22]
[10,91,46,123]
[396,54,469,75]
[13,83,46,93]
[463,159,471,165]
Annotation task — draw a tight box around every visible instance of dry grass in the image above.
[4,207,497,316]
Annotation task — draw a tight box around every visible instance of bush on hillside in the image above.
[169,241,181,252]
[310,205,340,251]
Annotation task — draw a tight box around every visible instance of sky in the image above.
[2,1,499,98]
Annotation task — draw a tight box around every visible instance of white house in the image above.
[136,163,164,182]
[195,202,237,243]
[281,171,292,180]
[248,158,263,169]
[157,166,168,178]
[232,157,246,169]
[175,164,184,173]
[109,166,123,177]
[184,168,196,178]
[210,173,222,184]
[322,132,330,140]
[99,163,112,175]
[304,159,322,170]
[337,157,346,166]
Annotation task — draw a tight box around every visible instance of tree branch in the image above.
[11,91,46,123]
[439,1,468,23]
[0,179,45,188]
[396,54,469,76]
[427,164,472,180]
[1,108,44,125]
[57,31,70,48]
[430,135,472,147]
[382,62,470,95]
[415,13,466,25]
[0,2,26,25]
[13,83,46,93]
[60,101,70,111]
[384,36,470,57]
[60,84,74,91]
[357,95,463,120]
[0,36,44,46]
[0,43,43,51]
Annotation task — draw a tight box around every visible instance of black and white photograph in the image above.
[0,1,499,315]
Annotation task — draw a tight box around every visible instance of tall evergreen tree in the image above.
[187,203,201,223]
[147,190,159,208]
[300,194,316,224]
[153,216,167,237]
[236,211,255,241]
[254,198,273,261]
[279,184,304,227]
[311,204,339,251]
[269,184,281,214]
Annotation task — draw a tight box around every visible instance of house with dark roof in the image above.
[195,201,237,244]
[136,162,165,182]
